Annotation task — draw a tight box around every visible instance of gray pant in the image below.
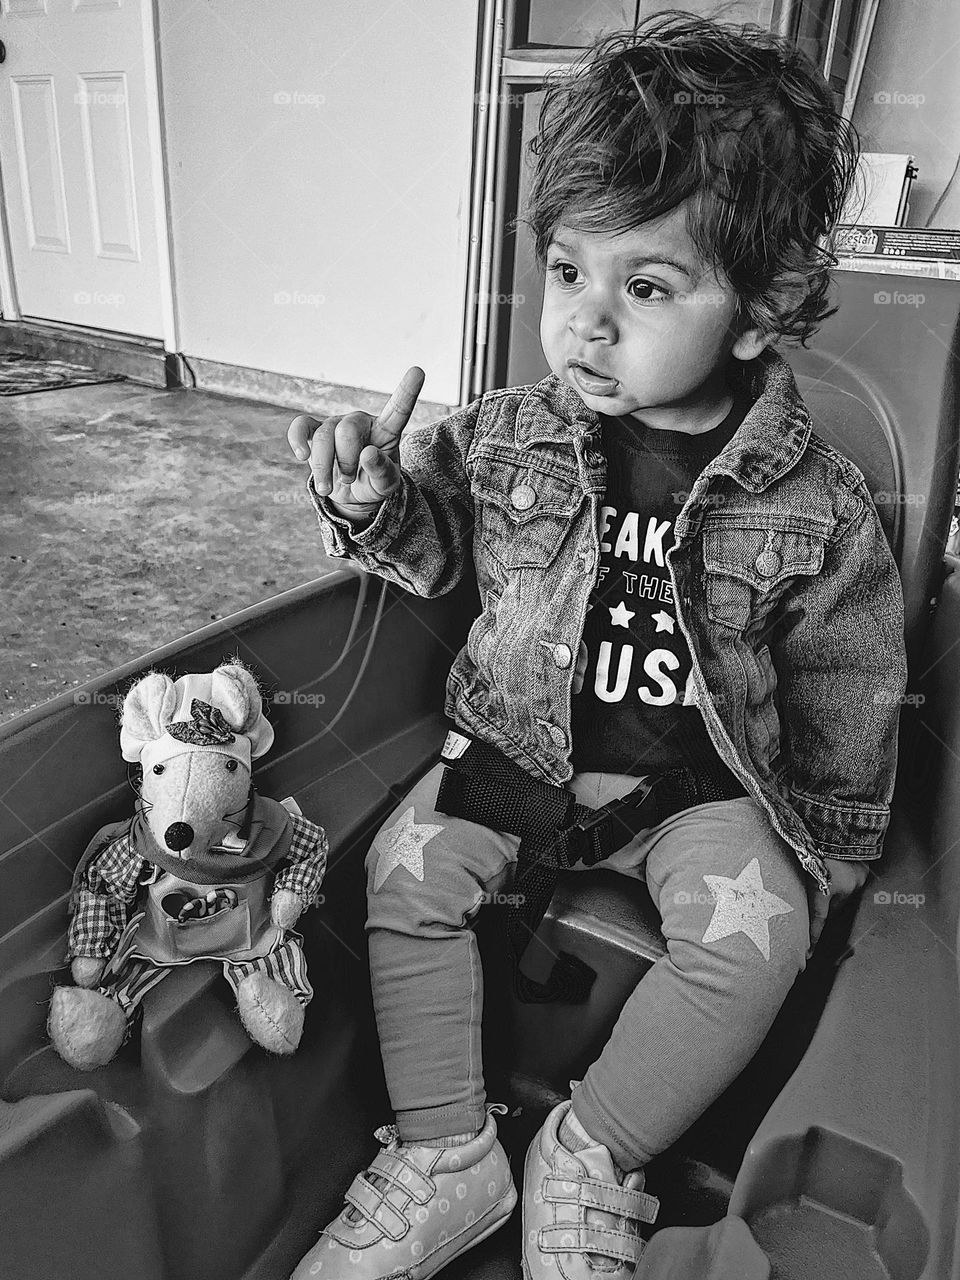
[365,760,810,1171]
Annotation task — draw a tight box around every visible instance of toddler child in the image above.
[286,14,907,1280]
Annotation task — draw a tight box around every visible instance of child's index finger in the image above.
[371,366,426,448]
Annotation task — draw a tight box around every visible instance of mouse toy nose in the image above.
[164,822,194,852]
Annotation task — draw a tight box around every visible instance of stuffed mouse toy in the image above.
[48,662,328,1070]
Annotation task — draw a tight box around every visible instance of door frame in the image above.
[0,0,180,352]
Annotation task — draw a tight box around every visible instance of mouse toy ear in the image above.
[210,663,275,759]
[120,672,178,762]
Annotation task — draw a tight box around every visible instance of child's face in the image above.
[539,201,769,431]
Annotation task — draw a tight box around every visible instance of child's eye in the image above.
[628,278,669,303]
[546,260,581,286]
[225,759,238,772]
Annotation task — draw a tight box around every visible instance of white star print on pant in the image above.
[700,856,794,960]
[372,806,445,891]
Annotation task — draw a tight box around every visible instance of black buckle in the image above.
[564,778,659,867]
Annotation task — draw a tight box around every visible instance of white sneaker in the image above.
[522,1099,659,1280]
[291,1105,517,1280]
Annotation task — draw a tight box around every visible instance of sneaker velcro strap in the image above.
[343,1173,410,1241]
[543,1175,659,1225]
[538,1224,646,1264]
[368,1149,436,1205]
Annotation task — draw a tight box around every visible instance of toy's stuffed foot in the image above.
[48,985,128,1071]
[237,972,304,1054]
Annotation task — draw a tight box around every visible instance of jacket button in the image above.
[755,548,782,577]
[552,644,573,669]
[510,484,537,510]
[545,723,567,749]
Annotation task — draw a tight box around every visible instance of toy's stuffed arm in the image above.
[68,834,147,987]
[271,815,329,930]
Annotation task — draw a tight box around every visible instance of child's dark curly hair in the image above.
[523,11,862,346]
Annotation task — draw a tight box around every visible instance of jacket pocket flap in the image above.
[702,526,826,590]
[470,458,583,523]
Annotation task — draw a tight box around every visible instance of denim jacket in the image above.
[310,348,908,893]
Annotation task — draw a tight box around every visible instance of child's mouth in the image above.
[567,360,619,396]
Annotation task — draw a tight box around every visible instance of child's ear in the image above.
[731,326,774,362]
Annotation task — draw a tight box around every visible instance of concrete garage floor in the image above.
[0,379,346,722]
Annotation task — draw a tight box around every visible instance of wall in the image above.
[157,0,481,407]
[852,0,960,228]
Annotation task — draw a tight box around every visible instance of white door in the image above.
[0,0,165,337]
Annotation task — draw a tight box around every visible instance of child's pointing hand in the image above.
[287,366,425,520]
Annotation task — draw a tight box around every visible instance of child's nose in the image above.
[568,297,616,343]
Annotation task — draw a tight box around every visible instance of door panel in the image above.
[0,0,164,336]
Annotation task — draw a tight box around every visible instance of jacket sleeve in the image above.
[308,397,482,598]
[769,480,908,860]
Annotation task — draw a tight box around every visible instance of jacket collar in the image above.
[513,347,812,493]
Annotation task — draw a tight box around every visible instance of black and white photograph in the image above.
[0,2,956,1277]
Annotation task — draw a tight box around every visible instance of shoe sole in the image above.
[414,1184,518,1280]
[520,1139,538,1280]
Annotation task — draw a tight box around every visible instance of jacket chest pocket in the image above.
[472,461,583,571]
[701,524,827,630]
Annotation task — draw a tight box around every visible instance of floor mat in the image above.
[0,352,125,395]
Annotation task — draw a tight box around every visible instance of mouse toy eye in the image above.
[225,759,239,772]
[153,764,165,775]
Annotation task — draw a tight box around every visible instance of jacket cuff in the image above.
[787,787,890,858]
[307,475,405,558]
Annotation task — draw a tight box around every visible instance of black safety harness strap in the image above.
[435,730,748,1004]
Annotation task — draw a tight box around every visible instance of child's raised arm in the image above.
[286,366,481,598]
